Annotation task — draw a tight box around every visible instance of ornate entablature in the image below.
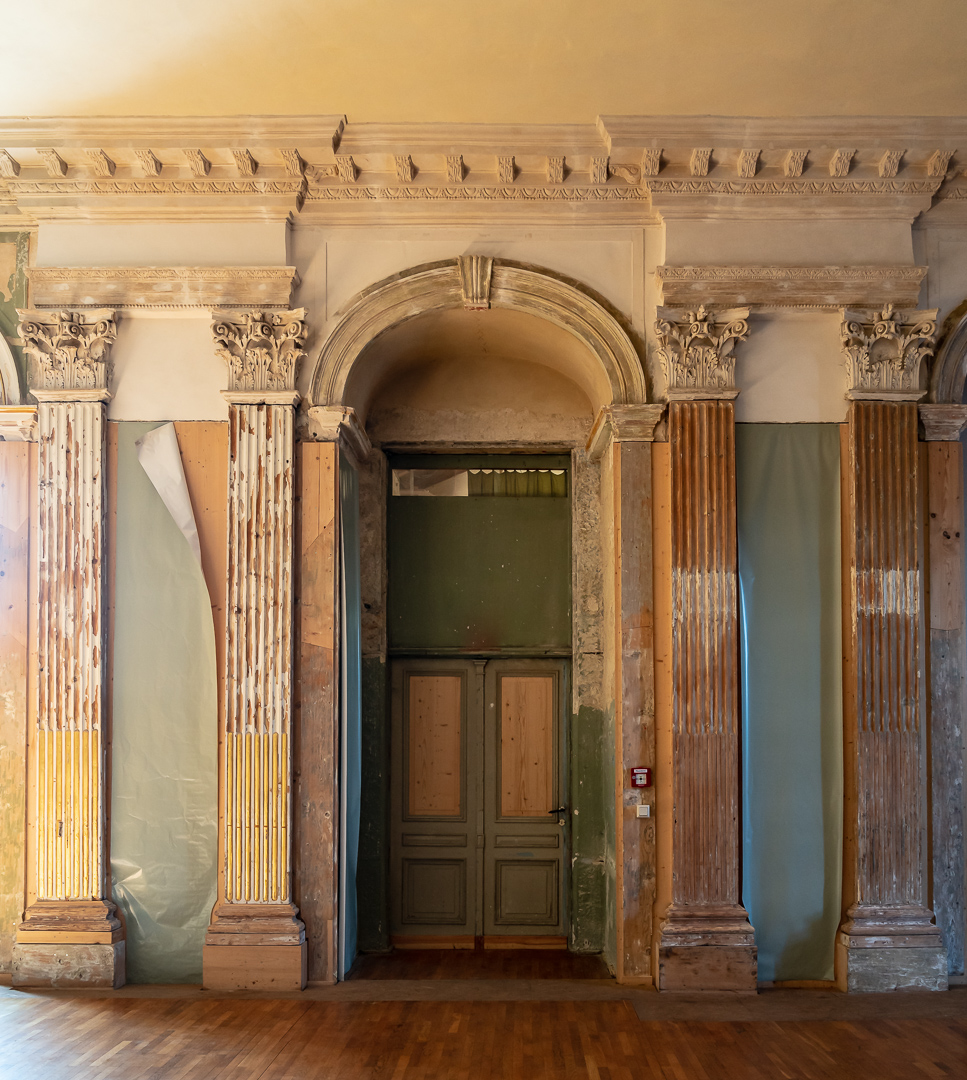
[0,116,964,224]
[18,309,117,398]
[655,305,750,399]
[840,304,939,401]
[212,308,308,401]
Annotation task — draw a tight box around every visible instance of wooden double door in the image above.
[390,658,567,943]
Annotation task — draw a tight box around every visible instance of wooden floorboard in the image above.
[1,988,966,1079]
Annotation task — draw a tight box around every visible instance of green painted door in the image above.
[390,658,567,942]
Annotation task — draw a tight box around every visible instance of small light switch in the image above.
[636,804,651,818]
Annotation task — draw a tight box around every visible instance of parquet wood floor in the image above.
[1,988,966,1080]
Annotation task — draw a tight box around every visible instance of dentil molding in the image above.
[841,305,939,401]
[28,266,300,310]
[656,265,927,309]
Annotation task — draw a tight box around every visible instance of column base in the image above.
[836,906,948,992]
[203,943,307,991]
[12,942,125,988]
[12,900,125,987]
[657,904,757,991]
[204,902,307,990]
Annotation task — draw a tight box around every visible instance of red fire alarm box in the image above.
[630,767,652,788]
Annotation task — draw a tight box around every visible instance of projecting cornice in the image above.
[0,115,964,224]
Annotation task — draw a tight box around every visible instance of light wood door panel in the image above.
[500,675,554,817]
[408,675,463,817]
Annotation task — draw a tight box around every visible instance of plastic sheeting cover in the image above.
[736,424,843,982]
[111,422,218,983]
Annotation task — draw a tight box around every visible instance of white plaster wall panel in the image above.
[37,223,288,268]
[663,219,914,268]
[918,230,967,324]
[292,229,636,319]
[109,319,227,421]
[735,313,847,423]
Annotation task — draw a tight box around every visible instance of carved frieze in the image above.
[19,309,117,397]
[655,305,750,398]
[841,304,939,400]
[212,308,308,397]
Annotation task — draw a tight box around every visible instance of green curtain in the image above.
[736,424,843,983]
[111,422,218,983]
[467,469,567,497]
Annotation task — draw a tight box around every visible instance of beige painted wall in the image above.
[3,1,966,120]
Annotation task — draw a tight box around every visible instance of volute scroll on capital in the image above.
[654,304,750,399]
[18,308,118,401]
[212,307,308,404]
[841,304,939,401]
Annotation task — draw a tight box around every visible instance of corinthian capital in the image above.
[655,305,749,399]
[841,304,939,400]
[18,309,117,400]
[212,308,308,403]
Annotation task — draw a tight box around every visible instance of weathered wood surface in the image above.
[839,402,944,985]
[612,440,656,982]
[0,442,30,974]
[408,675,462,817]
[925,440,966,976]
[659,401,754,988]
[294,441,339,984]
[500,675,553,818]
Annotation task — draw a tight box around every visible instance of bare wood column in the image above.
[11,310,124,988]
[589,404,664,984]
[653,306,757,991]
[920,404,967,982]
[203,309,309,991]
[837,307,947,992]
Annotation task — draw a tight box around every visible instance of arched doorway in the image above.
[303,256,652,971]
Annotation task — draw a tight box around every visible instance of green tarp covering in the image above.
[111,422,218,983]
[736,424,843,982]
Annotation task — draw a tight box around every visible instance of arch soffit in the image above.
[308,259,647,409]
[930,300,967,403]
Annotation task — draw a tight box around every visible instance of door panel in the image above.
[499,675,555,817]
[485,660,567,938]
[391,660,477,939]
[407,675,463,816]
[390,657,566,943]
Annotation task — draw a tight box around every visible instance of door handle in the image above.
[547,807,567,815]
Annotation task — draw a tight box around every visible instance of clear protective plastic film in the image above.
[111,423,218,982]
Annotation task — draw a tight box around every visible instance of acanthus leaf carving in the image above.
[655,304,750,398]
[184,148,211,176]
[841,304,939,400]
[547,155,565,184]
[395,154,416,183]
[590,156,610,184]
[640,148,662,177]
[690,148,712,177]
[280,149,306,177]
[928,150,954,178]
[736,149,760,178]
[335,154,358,182]
[783,150,807,177]
[86,149,115,177]
[0,150,21,178]
[446,154,466,183]
[18,309,117,394]
[878,150,904,178]
[829,149,855,177]
[497,155,516,184]
[212,308,308,395]
[39,149,67,177]
[135,148,163,176]
[232,149,259,177]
